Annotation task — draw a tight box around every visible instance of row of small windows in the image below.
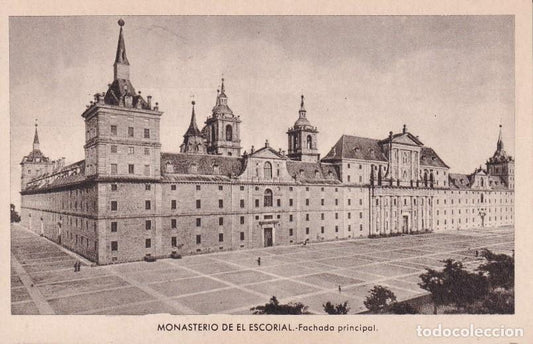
[110,145,150,155]
[110,163,150,175]
[110,125,151,139]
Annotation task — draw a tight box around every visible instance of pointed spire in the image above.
[113,19,130,80]
[299,94,306,118]
[497,124,504,151]
[220,77,225,95]
[184,100,202,137]
[33,119,40,151]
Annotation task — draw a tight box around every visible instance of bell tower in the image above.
[204,78,242,156]
[287,95,319,162]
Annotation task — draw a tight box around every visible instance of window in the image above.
[240,185,245,191]
[145,184,151,191]
[111,184,118,191]
[240,232,245,240]
[171,219,177,229]
[240,216,245,224]
[289,229,293,236]
[111,164,118,175]
[145,220,152,230]
[144,148,150,156]
[264,189,273,207]
[111,201,117,211]
[264,162,272,179]
[145,239,151,248]
[111,222,117,232]
[225,125,233,141]
[196,235,201,244]
[218,200,224,208]
[196,200,201,209]
[321,213,324,220]
[171,200,177,209]
[218,185,223,191]
[321,226,324,234]
[289,214,293,222]
[289,199,294,207]
[219,217,224,226]
[128,164,134,174]
[111,241,118,251]
[335,226,339,233]
[111,145,118,153]
[145,200,151,210]
[335,199,339,206]
[111,125,117,135]
[321,199,324,206]
[171,184,176,190]
[255,199,260,207]
[240,199,245,208]
[196,185,201,191]
[196,218,201,227]
[219,233,224,242]
[128,127,134,137]
[335,213,339,219]
[128,146,134,154]
[276,198,281,207]
[306,228,310,235]
[306,214,310,221]
[306,199,310,206]
[359,212,363,219]
[144,128,150,138]
[306,135,312,149]
[171,237,177,247]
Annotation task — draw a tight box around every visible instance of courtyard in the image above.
[10,223,514,315]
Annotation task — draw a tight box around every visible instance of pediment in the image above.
[391,134,422,146]
[248,147,285,160]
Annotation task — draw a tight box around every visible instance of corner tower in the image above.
[486,124,514,189]
[204,78,242,156]
[20,120,55,189]
[82,19,163,179]
[287,95,319,162]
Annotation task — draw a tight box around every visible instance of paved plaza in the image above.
[11,223,514,315]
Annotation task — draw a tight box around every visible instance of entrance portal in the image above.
[264,228,273,247]
[402,215,409,234]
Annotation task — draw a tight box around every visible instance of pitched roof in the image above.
[161,152,244,177]
[449,173,471,189]
[21,149,50,164]
[22,160,86,192]
[420,147,449,168]
[103,79,150,109]
[322,135,388,162]
[286,161,341,184]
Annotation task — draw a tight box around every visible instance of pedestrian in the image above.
[338,285,341,293]
[475,250,479,257]
[257,257,261,266]
[74,261,78,272]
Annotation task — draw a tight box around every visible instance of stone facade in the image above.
[19,20,514,264]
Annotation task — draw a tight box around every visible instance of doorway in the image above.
[264,228,273,247]
[402,215,409,234]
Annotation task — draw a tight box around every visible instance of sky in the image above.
[10,16,514,206]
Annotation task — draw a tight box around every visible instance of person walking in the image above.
[74,261,78,272]
[338,285,342,293]
[257,257,261,266]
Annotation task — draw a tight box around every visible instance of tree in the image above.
[10,204,21,223]
[478,249,514,290]
[364,285,397,313]
[482,288,514,314]
[251,296,309,315]
[389,302,419,314]
[323,301,350,314]
[419,259,489,314]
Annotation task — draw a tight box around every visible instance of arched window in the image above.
[481,194,484,203]
[264,189,273,207]
[225,125,233,141]
[264,162,272,179]
[306,135,312,149]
